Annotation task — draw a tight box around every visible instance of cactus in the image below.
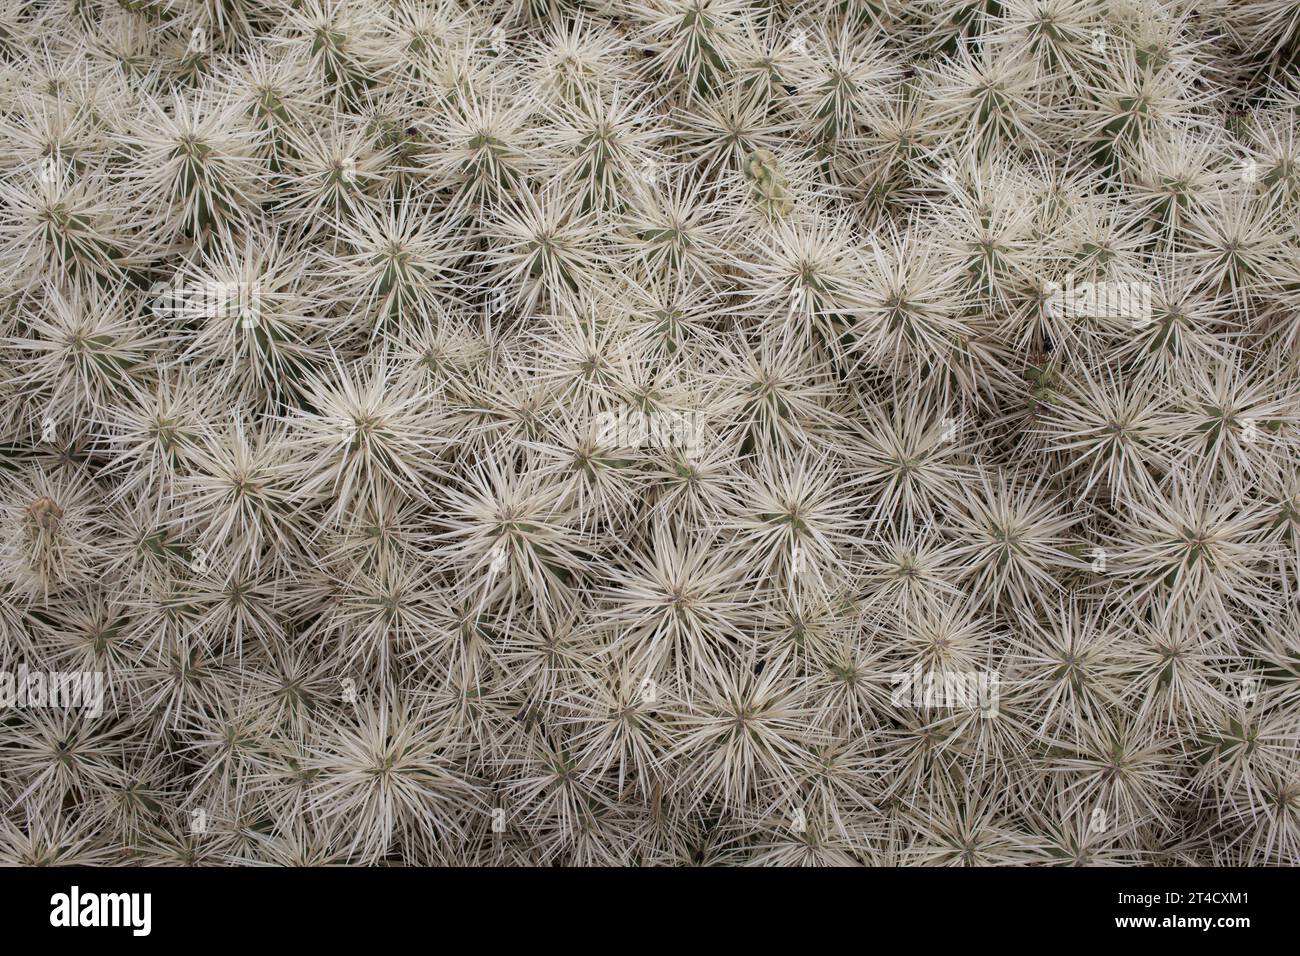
[0,0,1296,868]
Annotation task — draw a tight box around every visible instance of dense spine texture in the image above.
[0,0,1298,866]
